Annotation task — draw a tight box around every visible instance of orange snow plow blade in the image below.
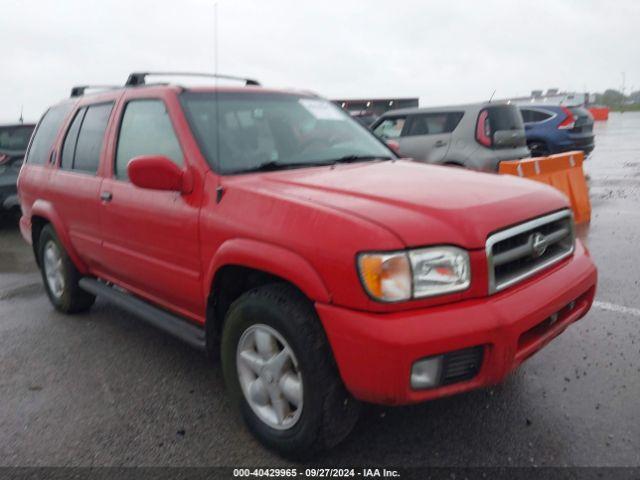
[499,151,591,225]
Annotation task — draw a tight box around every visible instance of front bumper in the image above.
[316,240,597,405]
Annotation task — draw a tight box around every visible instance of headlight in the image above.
[409,246,470,297]
[358,246,470,302]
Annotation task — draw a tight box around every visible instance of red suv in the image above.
[18,72,597,456]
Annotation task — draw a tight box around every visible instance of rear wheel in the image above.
[528,141,550,157]
[221,284,360,457]
[38,225,95,313]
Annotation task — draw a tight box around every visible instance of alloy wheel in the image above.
[236,324,303,430]
[43,240,65,299]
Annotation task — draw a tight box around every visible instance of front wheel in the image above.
[221,284,360,457]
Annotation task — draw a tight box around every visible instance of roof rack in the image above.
[125,71,261,87]
[70,85,121,98]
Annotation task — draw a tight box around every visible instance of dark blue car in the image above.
[519,105,595,157]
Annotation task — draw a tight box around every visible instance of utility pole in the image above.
[621,72,626,113]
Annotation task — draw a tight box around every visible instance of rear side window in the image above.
[72,103,113,174]
[405,112,463,136]
[521,109,552,123]
[372,117,406,139]
[25,103,73,165]
[115,100,183,180]
[60,109,86,170]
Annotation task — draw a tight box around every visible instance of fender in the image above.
[30,199,90,274]
[205,238,331,304]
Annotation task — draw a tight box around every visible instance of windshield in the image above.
[180,92,393,174]
[0,125,35,152]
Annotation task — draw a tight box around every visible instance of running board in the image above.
[79,278,206,351]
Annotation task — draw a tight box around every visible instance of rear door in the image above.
[398,112,461,162]
[48,102,114,267]
[97,93,203,320]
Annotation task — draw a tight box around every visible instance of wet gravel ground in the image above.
[0,113,639,467]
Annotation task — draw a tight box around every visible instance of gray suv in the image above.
[370,102,530,171]
[0,123,35,218]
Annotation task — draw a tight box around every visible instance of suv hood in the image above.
[235,160,569,249]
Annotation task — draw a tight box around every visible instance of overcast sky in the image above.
[2,0,638,123]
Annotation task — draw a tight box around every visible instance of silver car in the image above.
[370,102,530,171]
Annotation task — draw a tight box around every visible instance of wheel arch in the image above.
[204,238,332,355]
[30,200,88,273]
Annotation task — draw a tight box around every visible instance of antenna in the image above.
[214,2,219,80]
[488,89,496,103]
[214,1,223,202]
[19,105,24,124]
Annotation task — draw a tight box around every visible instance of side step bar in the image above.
[79,278,206,351]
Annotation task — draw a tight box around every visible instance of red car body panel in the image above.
[18,85,598,406]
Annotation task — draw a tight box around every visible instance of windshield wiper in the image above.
[232,160,329,174]
[327,154,392,164]
[232,155,392,174]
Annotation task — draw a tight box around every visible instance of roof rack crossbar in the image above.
[125,71,260,87]
[70,85,121,98]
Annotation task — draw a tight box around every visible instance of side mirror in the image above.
[386,139,401,155]
[127,155,192,193]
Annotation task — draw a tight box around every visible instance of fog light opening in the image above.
[411,355,443,390]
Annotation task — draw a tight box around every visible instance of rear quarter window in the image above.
[26,103,73,165]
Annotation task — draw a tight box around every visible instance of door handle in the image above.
[100,191,113,202]
[434,140,447,147]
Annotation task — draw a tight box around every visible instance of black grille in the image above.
[441,346,484,385]
[487,211,575,293]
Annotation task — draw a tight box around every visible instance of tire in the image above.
[528,141,550,158]
[221,284,360,457]
[38,224,95,313]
